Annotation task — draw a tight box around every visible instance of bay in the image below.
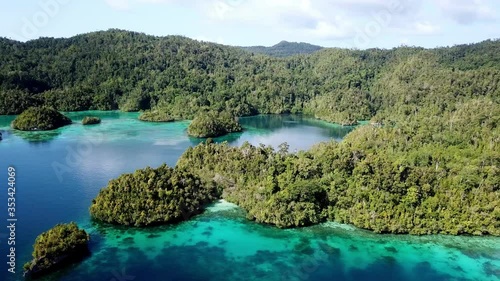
[0,111,498,281]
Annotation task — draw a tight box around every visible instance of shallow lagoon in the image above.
[0,112,498,281]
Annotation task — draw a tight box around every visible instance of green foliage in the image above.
[23,223,89,277]
[177,99,499,235]
[89,164,219,226]
[187,111,242,138]
[2,30,498,125]
[11,107,72,131]
[326,99,500,235]
[138,110,175,122]
[82,116,101,125]
[2,31,499,236]
[0,90,43,115]
[177,142,329,228]
[251,180,329,227]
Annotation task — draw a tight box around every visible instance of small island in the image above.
[187,111,242,138]
[89,164,218,226]
[12,107,72,131]
[23,223,90,278]
[82,116,101,125]
[138,110,175,122]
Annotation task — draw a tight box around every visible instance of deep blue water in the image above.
[0,112,498,281]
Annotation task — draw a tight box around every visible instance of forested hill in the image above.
[0,29,499,125]
[1,30,499,235]
[241,40,323,57]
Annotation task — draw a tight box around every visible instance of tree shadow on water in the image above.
[11,129,61,144]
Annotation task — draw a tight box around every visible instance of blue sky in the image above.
[1,0,499,49]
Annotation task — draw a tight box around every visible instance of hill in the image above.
[241,40,323,57]
[0,30,499,125]
[1,30,498,235]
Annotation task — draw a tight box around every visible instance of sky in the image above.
[0,0,499,49]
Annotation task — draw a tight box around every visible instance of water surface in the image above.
[0,111,498,281]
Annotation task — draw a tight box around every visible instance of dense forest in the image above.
[241,40,323,57]
[187,111,242,138]
[1,30,498,126]
[23,223,90,277]
[11,107,72,131]
[177,97,499,235]
[2,30,499,235]
[138,109,175,122]
[89,164,219,226]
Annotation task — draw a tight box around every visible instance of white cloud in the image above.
[399,37,410,45]
[102,0,435,40]
[139,0,172,3]
[202,0,356,40]
[105,0,130,10]
[200,0,446,41]
[101,0,496,46]
[104,0,182,10]
[413,21,441,35]
[307,19,354,40]
[435,0,497,24]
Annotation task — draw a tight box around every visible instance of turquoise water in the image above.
[0,111,498,281]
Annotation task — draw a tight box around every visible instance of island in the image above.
[176,98,500,237]
[1,30,498,238]
[187,111,242,138]
[138,110,175,122]
[23,223,90,278]
[84,96,499,235]
[82,116,101,125]
[89,164,219,226]
[11,107,72,131]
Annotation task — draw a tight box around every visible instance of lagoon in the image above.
[0,111,498,281]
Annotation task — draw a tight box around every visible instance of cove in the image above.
[0,111,498,281]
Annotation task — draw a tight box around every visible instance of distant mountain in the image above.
[241,40,323,57]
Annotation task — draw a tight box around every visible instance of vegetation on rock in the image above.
[187,111,242,138]
[23,223,90,278]
[177,98,500,235]
[89,164,219,226]
[11,107,71,131]
[138,110,175,122]
[82,116,101,125]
